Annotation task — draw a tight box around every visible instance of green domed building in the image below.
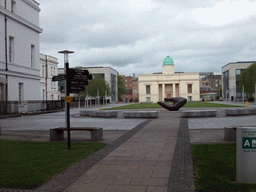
[163,56,174,65]
[138,56,200,102]
[162,56,175,74]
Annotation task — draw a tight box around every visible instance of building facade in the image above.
[131,75,139,102]
[58,66,118,102]
[40,54,60,101]
[138,56,200,103]
[87,67,118,102]
[121,75,133,102]
[199,72,222,101]
[0,0,42,101]
[221,61,255,100]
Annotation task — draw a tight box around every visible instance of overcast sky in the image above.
[38,0,256,76]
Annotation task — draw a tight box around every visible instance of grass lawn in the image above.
[106,102,241,110]
[191,143,256,191]
[0,140,106,189]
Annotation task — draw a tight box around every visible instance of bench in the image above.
[225,108,256,116]
[123,111,158,118]
[80,110,93,116]
[181,110,217,118]
[50,127,103,141]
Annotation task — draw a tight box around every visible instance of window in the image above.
[146,97,151,102]
[146,85,151,94]
[11,0,16,13]
[9,36,14,63]
[188,96,192,101]
[53,67,55,76]
[42,65,45,77]
[31,44,35,68]
[187,84,192,93]
[19,83,23,103]
[236,70,241,75]
[51,67,53,76]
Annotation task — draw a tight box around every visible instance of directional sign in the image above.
[69,80,88,86]
[69,86,85,93]
[69,74,92,81]
[68,68,89,75]
[52,74,66,81]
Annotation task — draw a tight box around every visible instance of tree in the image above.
[118,74,126,100]
[238,63,256,97]
[80,75,111,97]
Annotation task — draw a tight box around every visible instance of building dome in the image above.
[163,56,174,65]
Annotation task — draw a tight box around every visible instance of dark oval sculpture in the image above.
[157,97,187,111]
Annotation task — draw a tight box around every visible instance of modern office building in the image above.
[58,66,118,102]
[138,56,200,103]
[221,61,255,100]
[0,0,42,102]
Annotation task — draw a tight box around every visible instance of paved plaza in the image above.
[1,101,256,192]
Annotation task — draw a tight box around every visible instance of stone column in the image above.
[162,84,165,100]
[173,84,176,97]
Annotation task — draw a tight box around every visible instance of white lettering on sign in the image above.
[244,140,250,147]
[252,140,256,147]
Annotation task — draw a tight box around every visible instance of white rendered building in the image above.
[0,0,42,102]
[138,56,200,103]
[40,54,60,101]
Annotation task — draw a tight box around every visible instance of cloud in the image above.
[38,0,256,75]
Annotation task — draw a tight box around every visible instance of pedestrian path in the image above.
[63,118,180,192]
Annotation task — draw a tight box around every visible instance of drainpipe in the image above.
[4,0,8,108]
[45,55,48,102]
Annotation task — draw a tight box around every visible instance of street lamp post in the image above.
[58,50,74,150]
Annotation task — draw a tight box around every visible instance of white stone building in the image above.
[221,61,255,100]
[138,56,200,103]
[40,54,60,101]
[0,0,42,102]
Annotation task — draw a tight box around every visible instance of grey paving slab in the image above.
[188,115,256,130]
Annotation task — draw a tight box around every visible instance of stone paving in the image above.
[1,102,256,192]
[64,116,180,192]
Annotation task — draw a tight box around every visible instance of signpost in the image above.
[237,127,256,183]
[52,74,66,82]
[57,50,93,150]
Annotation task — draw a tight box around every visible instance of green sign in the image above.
[242,137,256,149]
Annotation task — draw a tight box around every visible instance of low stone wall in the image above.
[224,127,236,141]
[123,111,158,118]
[181,110,217,118]
[225,108,256,116]
[90,111,118,118]
[80,110,118,118]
